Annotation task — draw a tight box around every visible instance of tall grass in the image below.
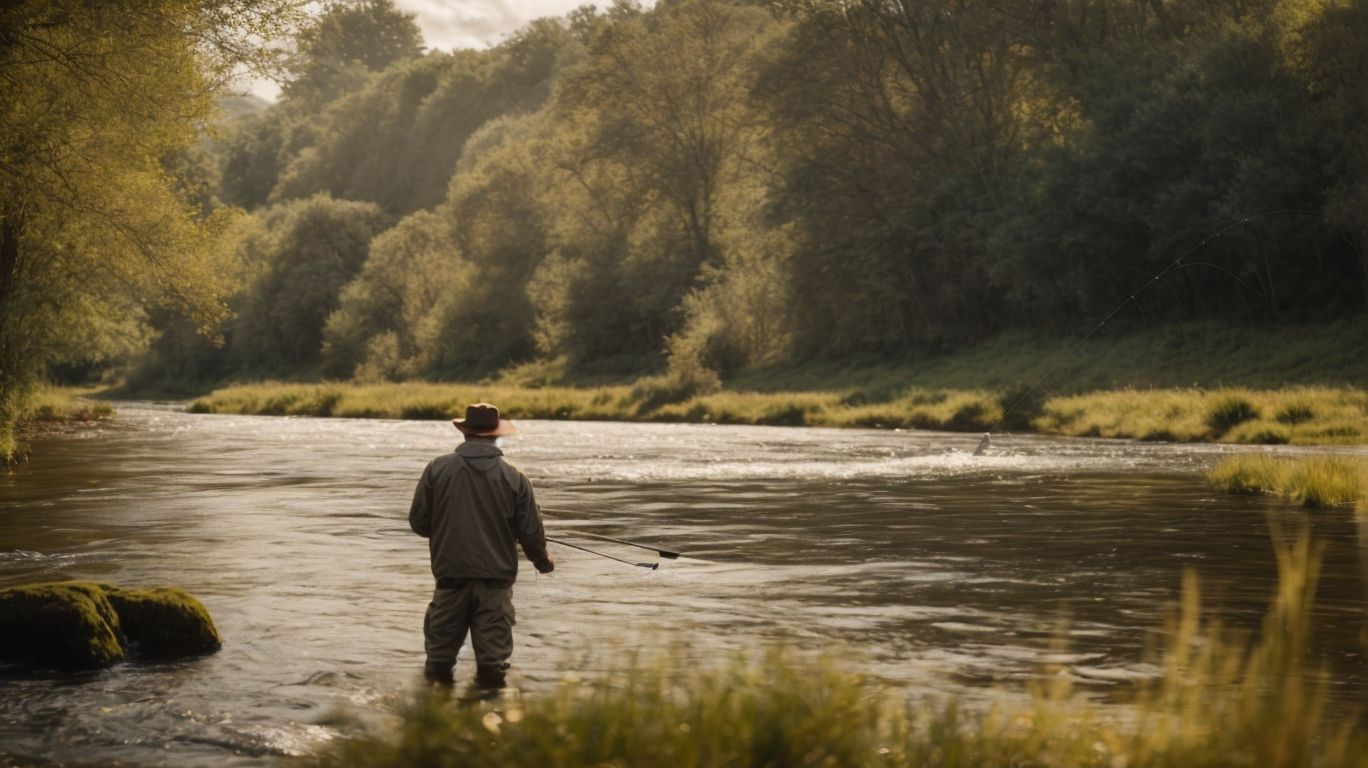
[1037,387,1368,444]
[315,526,1363,768]
[2,386,113,465]
[1208,454,1368,512]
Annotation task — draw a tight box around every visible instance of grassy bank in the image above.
[726,320,1368,393]
[190,381,1368,445]
[317,528,1363,767]
[182,323,1368,444]
[1038,387,1368,444]
[1,387,113,465]
[188,380,1010,431]
[1208,455,1368,512]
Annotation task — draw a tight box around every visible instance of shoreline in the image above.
[180,381,1368,446]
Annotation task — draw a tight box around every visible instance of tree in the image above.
[271,19,575,216]
[535,0,777,368]
[281,0,422,108]
[1298,0,1368,300]
[234,195,390,373]
[322,210,463,379]
[0,0,298,459]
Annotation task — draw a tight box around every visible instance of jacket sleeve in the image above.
[512,473,549,565]
[409,463,433,538]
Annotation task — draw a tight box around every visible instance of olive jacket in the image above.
[409,441,550,582]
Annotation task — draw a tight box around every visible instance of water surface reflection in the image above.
[1,404,1364,765]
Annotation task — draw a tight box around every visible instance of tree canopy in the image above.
[10,0,1368,423]
[0,0,298,457]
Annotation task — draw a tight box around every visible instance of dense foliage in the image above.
[8,0,1368,421]
[0,0,298,458]
[147,0,1366,392]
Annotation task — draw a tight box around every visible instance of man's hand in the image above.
[534,554,555,574]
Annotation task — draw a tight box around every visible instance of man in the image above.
[409,402,554,688]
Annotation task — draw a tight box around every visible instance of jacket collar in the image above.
[456,441,503,459]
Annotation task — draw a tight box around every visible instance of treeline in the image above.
[127,0,1368,393]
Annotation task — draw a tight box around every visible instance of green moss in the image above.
[104,586,221,657]
[0,581,220,669]
[0,582,125,669]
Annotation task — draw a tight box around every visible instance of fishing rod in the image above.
[976,209,1318,455]
[546,536,659,570]
[560,530,681,560]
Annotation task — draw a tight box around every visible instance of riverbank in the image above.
[188,381,1368,445]
[1,388,113,465]
[318,529,1365,768]
[119,322,1341,444]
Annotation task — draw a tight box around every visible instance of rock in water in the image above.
[104,586,222,657]
[0,581,221,670]
[0,582,125,668]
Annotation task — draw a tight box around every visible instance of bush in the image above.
[1276,403,1315,425]
[630,363,721,413]
[1206,395,1260,435]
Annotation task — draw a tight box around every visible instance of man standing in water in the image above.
[409,402,554,688]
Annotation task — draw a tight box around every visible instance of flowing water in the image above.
[1,403,1365,765]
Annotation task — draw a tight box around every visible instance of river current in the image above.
[1,403,1365,765]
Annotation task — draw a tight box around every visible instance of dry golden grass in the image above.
[190,382,1368,445]
[1036,387,1368,444]
[191,382,1006,431]
[1208,454,1368,512]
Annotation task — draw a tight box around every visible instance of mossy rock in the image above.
[104,586,221,657]
[0,581,220,670]
[0,582,125,669]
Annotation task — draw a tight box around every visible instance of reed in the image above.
[1208,454,1368,511]
[313,525,1363,768]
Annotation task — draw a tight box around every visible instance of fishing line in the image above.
[540,510,683,558]
[978,208,1318,452]
[560,530,681,559]
[547,535,659,570]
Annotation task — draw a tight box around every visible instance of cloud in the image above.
[398,0,588,51]
[241,0,593,101]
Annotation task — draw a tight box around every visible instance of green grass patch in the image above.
[3,386,114,465]
[728,320,1368,394]
[315,526,1364,767]
[1208,454,1368,511]
[23,386,114,422]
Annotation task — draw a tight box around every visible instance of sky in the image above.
[245,0,591,101]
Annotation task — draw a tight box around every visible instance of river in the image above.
[2,403,1365,766]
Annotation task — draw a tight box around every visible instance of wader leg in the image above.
[469,582,515,687]
[424,584,474,683]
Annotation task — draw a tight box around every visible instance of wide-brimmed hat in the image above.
[452,402,517,437]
